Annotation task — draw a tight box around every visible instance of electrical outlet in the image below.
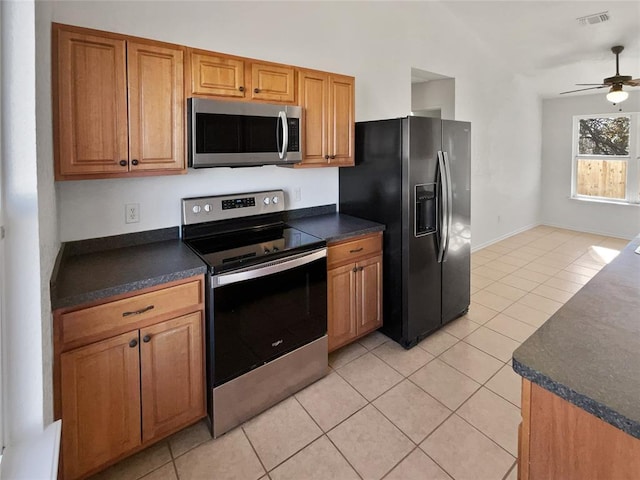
[125,203,140,224]
[293,187,302,203]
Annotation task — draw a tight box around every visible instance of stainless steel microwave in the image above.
[188,98,302,168]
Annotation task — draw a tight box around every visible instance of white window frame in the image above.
[571,112,640,205]
[0,1,5,460]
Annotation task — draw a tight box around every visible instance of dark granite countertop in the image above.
[287,213,385,243]
[513,234,640,439]
[50,227,207,310]
[51,209,383,311]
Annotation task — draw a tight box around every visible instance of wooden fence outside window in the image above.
[575,159,627,199]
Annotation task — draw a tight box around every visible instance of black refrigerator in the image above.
[339,116,471,348]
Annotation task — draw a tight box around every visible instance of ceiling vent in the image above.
[577,11,610,26]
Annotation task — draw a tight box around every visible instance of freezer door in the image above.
[441,120,471,323]
[340,119,405,342]
[405,117,442,344]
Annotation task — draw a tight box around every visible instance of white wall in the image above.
[35,0,58,426]
[412,79,456,120]
[541,91,640,239]
[38,1,543,247]
[1,0,45,444]
[58,168,337,241]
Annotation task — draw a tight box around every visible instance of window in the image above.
[572,113,640,204]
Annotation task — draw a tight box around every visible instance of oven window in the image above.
[196,113,279,154]
[212,257,327,386]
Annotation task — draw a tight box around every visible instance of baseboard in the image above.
[538,222,632,241]
[471,222,541,253]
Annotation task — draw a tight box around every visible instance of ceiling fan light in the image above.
[606,85,629,103]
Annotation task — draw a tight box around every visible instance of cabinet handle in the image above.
[119,160,128,167]
[359,266,364,271]
[143,334,152,343]
[330,155,336,160]
[324,155,329,160]
[131,159,139,166]
[352,267,358,273]
[254,88,260,94]
[122,305,154,317]
[239,86,245,92]
[349,247,363,254]
[129,338,138,348]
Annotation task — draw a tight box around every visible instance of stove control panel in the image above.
[182,190,285,225]
[222,197,256,210]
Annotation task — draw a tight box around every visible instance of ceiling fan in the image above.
[560,46,640,103]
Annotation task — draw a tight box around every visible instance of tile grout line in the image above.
[240,424,271,478]
[327,338,468,479]
[330,349,462,479]
[502,460,518,480]
[290,395,365,480]
[164,439,181,480]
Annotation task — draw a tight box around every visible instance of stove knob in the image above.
[272,196,279,205]
[263,197,270,205]
[192,205,202,214]
[272,246,279,252]
[204,204,212,213]
[264,248,270,254]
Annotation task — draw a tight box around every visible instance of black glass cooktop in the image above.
[185,225,325,273]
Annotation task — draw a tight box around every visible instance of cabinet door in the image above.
[298,70,329,165]
[128,42,185,172]
[61,331,141,480]
[55,29,128,177]
[357,255,383,334]
[140,312,205,442]
[251,62,295,103]
[327,263,357,352]
[329,74,355,166]
[189,51,246,98]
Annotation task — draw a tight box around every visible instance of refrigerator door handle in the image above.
[442,151,454,262]
[437,151,448,263]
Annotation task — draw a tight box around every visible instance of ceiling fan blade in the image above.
[625,79,640,86]
[575,83,607,86]
[560,85,608,94]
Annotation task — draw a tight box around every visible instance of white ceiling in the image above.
[439,1,640,98]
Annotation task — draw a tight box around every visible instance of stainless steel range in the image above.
[181,190,328,437]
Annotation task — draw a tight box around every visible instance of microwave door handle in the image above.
[276,113,282,159]
[278,111,288,160]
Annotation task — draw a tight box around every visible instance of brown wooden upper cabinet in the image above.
[53,24,185,180]
[188,49,296,104]
[297,69,355,167]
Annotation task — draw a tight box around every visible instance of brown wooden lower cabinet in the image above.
[60,331,142,479]
[518,379,640,480]
[327,232,383,351]
[54,276,206,479]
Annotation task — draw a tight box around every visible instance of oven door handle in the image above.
[212,247,326,288]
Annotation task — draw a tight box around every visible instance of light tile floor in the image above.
[91,226,628,480]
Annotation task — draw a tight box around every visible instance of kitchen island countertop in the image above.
[513,234,640,439]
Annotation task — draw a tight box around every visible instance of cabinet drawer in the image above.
[60,280,202,346]
[328,232,382,268]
